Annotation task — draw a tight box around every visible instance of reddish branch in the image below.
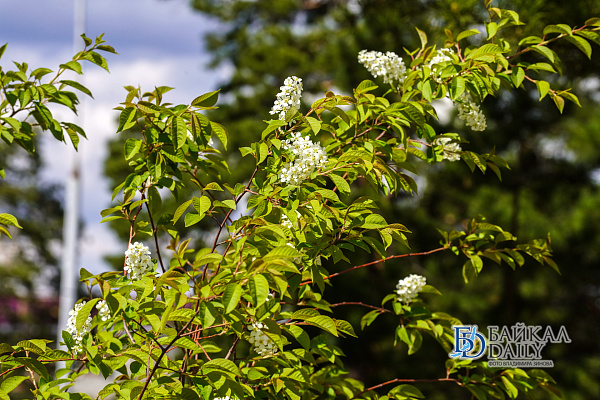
[300,246,448,286]
[354,377,458,398]
[329,302,390,313]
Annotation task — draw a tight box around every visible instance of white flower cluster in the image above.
[281,210,302,229]
[426,48,454,82]
[215,397,239,400]
[124,242,154,280]
[358,50,407,84]
[247,322,278,356]
[456,93,487,131]
[270,76,303,120]
[96,300,111,322]
[427,48,453,68]
[66,302,92,354]
[280,132,328,185]
[396,274,427,304]
[434,137,462,162]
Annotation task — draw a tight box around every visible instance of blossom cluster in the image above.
[270,76,303,120]
[247,321,278,356]
[281,210,302,229]
[358,50,407,85]
[434,137,462,162]
[279,132,328,185]
[427,48,453,67]
[396,274,427,303]
[456,93,487,131]
[124,242,154,280]
[426,48,454,82]
[96,300,111,322]
[66,302,92,354]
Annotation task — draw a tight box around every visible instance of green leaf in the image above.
[117,107,137,132]
[552,94,565,113]
[305,116,322,134]
[16,339,46,354]
[60,79,93,98]
[96,44,118,54]
[14,357,48,380]
[258,142,269,164]
[264,245,302,261]
[361,214,387,229]
[31,67,53,80]
[173,199,193,224]
[192,89,220,107]
[565,35,592,59]
[213,199,236,210]
[222,283,242,314]
[60,60,82,75]
[512,67,525,88]
[199,301,216,328]
[536,80,550,101]
[389,384,425,399]
[202,358,240,376]
[124,138,142,160]
[203,182,223,191]
[450,76,465,100]
[456,29,480,42]
[81,33,92,46]
[543,24,572,36]
[462,259,477,283]
[81,50,109,71]
[185,212,205,227]
[0,343,14,355]
[210,121,228,150]
[335,319,357,337]
[172,116,187,149]
[415,27,428,48]
[501,376,519,398]
[249,274,269,307]
[0,213,22,229]
[360,309,382,330]
[356,80,379,93]
[328,173,350,195]
[76,299,99,330]
[559,91,581,107]
[585,17,600,27]
[180,388,201,400]
[531,45,555,63]
[147,186,162,218]
[261,120,287,139]
[287,325,310,349]
[0,375,28,394]
[192,196,211,215]
[485,22,498,40]
[305,315,338,336]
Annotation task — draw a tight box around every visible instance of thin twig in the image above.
[300,246,448,286]
[354,377,458,398]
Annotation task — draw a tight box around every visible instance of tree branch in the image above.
[300,246,448,286]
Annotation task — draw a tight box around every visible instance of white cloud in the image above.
[1,0,229,276]
[40,54,227,275]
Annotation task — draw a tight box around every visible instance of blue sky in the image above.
[1,0,229,277]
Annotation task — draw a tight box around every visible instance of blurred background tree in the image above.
[152,0,598,398]
[0,141,63,344]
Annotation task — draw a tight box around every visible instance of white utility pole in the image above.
[56,0,86,368]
